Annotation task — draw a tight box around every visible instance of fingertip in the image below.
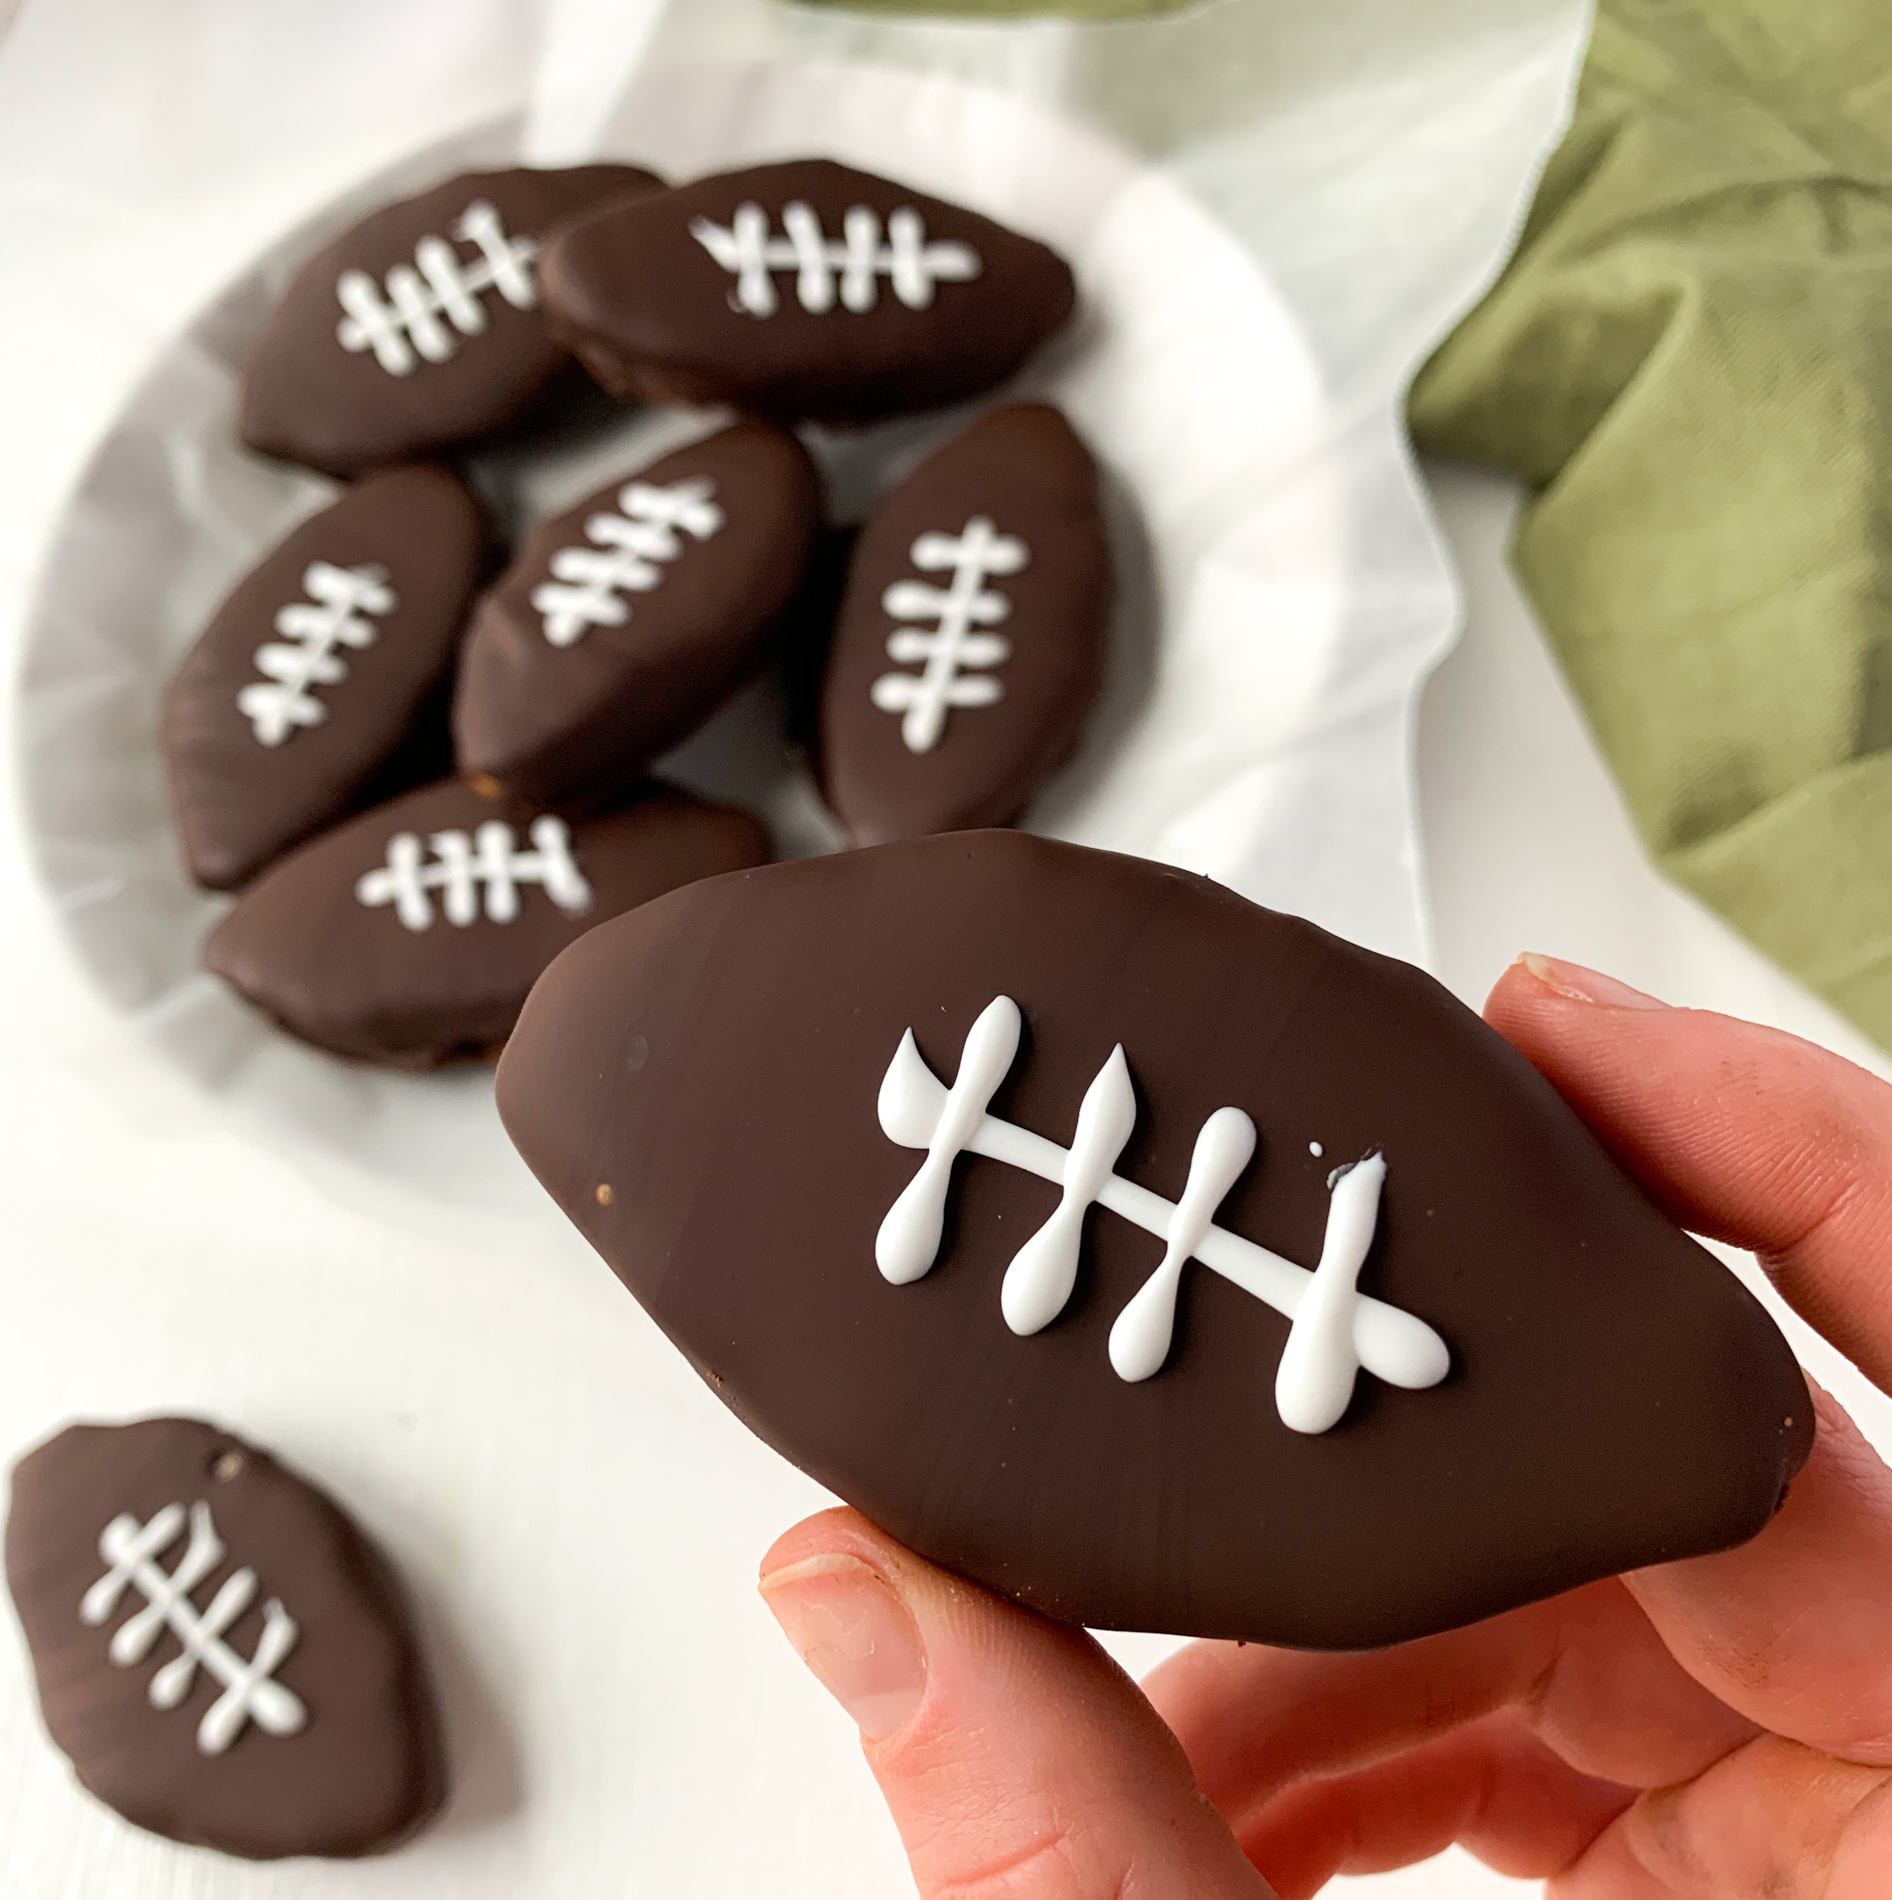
[759,1504,882,1584]
[1488,952,1669,1026]
[757,1513,1268,1897]
[760,1541,928,1744]
[1486,951,1573,1026]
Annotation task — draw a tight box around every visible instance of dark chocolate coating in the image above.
[5,1417,444,1860]
[497,832,1813,1651]
[242,165,663,477]
[782,524,859,761]
[453,420,823,812]
[162,466,487,892]
[205,777,768,1068]
[820,404,1111,843]
[540,159,1077,424]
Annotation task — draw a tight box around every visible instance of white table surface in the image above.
[5,467,1888,1900]
[4,5,1890,1894]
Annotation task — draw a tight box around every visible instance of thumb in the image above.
[760,1508,1271,1899]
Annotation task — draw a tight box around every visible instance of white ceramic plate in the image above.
[13,60,1364,1221]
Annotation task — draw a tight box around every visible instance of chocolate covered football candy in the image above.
[5,1417,444,1859]
[205,777,767,1068]
[454,419,823,812]
[540,159,1077,423]
[242,164,662,477]
[162,465,486,892]
[498,832,1813,1651]
[819,403,1111,843]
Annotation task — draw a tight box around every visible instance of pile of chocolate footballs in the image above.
[19,149,1823,1885]
[163,156,1117,1069]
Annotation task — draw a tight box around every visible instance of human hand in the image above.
[757,954,1892,1897]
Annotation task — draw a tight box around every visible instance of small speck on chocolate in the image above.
[595,1182,615,1207]
[467,771,503,800]
[211,1452,245,1482]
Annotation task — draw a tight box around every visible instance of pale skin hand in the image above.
[759,954,1892,1898]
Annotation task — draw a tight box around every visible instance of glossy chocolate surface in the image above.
[820,404,1111,843]
[541,160,1076,424]
[498,832,1812,1650]
[205,777,768,1068]
[454,420,822,812]
[7,1417,444,1860]
[242,165,662,477]
[163,464,486,892]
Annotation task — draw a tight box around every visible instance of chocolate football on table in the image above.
[497,831,1812,1652]
[454,419,823,812]
[820,403,1112,843]
[540,159,1078,423]
[205,777,767,1068]
[5,1417,443,1859]
[162,464,486,892]
[242,163,663,478]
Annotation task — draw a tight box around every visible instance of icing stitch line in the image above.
[238,560,395,746]
[355,815,591,932]
[689,201,980,318]
[81,1500,307,1758]
[336,199,537,376]
[874,995,1450,1434]
[531,476,726,649]
[871,517,1025,754]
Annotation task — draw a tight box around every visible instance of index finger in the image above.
[1486,956,1892,1763]
[1488,955,1892,1394]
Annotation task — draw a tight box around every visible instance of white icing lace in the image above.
[689,201,980,319]
[336,199,538,376]
[875,995,1451,1433]
[238,560,396,747]
[530,477,727,649]
[81,1501,307,1758]
[355,816,592,932]
[870,517,1026,754]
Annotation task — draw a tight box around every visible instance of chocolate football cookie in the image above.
[540,159,1077,423]
[454,419,823,812]
[205,777,767,1068]
[497,832,1813,1651]
[242,164,663,477]
[5,1417,444,1859]
[163,465,487,892]
[819,404,1112,843]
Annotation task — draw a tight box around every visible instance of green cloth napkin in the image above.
[1411,0,1892,1045]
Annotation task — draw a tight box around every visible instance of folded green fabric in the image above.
[1411,0,1892,1045]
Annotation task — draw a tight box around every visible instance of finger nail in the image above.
[1518,953,1670,1010]
[760,1552,927,1740]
